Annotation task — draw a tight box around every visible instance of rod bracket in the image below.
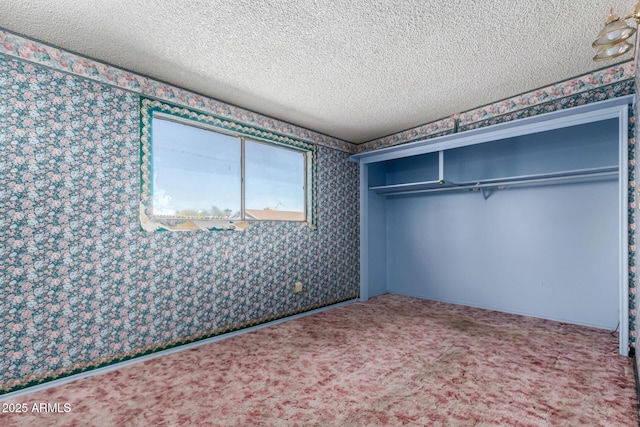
[480,187,493,200]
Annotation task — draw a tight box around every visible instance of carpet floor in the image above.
[0,294,637,426]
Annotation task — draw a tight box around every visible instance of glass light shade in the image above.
[592,40,633,61]
[592,18,636,47]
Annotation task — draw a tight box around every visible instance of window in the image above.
[140,98,315,231]
[152,116,242,219]
[244,140,306,221]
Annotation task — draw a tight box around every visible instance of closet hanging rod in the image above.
[373,166,619,196]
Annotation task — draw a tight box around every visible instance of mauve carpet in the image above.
[0,294,637,426]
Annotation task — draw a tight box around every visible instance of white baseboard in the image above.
[0,298,357,401]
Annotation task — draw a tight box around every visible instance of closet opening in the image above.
[352,96,632,355]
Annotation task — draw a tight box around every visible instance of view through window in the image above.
[150,114,307,222]
[245,139,306,221]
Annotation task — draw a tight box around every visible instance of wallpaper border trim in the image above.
[0,28,354,153]
[357,61,635,153]
[0,28,635,155]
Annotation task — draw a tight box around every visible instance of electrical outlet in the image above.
[294,281,303,293]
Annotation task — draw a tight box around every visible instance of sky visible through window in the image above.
[245,139,304,213]
[152,117,304,218]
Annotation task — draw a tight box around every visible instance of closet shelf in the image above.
[370,165,619,196]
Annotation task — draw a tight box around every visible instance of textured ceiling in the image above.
[0,1,637,144]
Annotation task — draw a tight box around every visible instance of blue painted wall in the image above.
[364,163,387,298]
[445,119,619,182]
[383,121,620,329]
[385,151,440,185]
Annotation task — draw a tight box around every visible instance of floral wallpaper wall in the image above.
[0,54,359,394]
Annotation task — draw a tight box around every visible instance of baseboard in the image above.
[0,298,358,401]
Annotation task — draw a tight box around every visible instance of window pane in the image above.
[245,140,305,221]
[152,117,241,219]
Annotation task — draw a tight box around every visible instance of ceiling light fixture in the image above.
[592,3,640,61]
